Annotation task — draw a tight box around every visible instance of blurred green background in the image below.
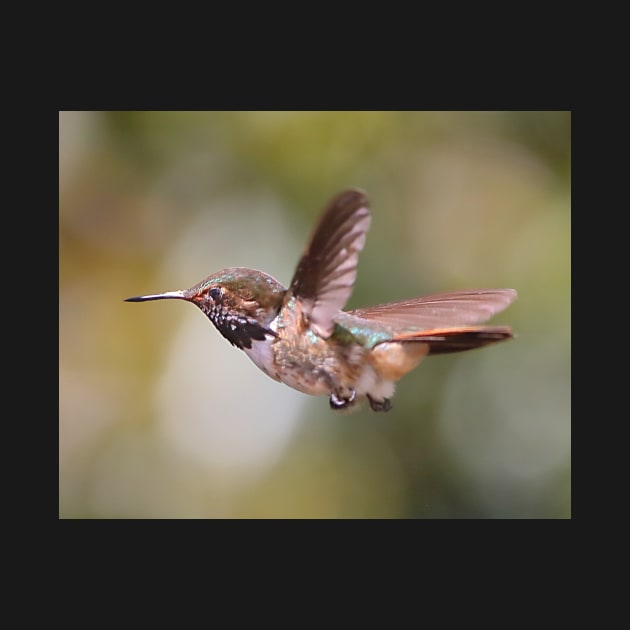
[59,111,571,518]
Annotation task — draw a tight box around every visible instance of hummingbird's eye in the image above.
[209,287,223,301]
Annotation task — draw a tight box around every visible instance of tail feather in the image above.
[390,325,513,355]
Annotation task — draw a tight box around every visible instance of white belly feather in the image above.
[243,338,282,382]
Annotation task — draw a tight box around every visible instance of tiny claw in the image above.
[329,388,356,410]
[367,394,392,412]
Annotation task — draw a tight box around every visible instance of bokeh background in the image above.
[59,111,571,518]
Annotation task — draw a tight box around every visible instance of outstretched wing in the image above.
[348,289,517,331]
[287,188,371,338]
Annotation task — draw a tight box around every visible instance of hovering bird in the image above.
[126,189,516,411]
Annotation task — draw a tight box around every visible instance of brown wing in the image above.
[349,289,517,330]
[287,188,371,338]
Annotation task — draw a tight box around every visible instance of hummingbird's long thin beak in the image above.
[124,290,187,302]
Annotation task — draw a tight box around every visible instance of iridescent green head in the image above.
[125,267,287,349]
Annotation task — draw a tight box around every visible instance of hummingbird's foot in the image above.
[329,388,357,410]
[367,394,392,412]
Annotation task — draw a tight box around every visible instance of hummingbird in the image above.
[126,189,516,412]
